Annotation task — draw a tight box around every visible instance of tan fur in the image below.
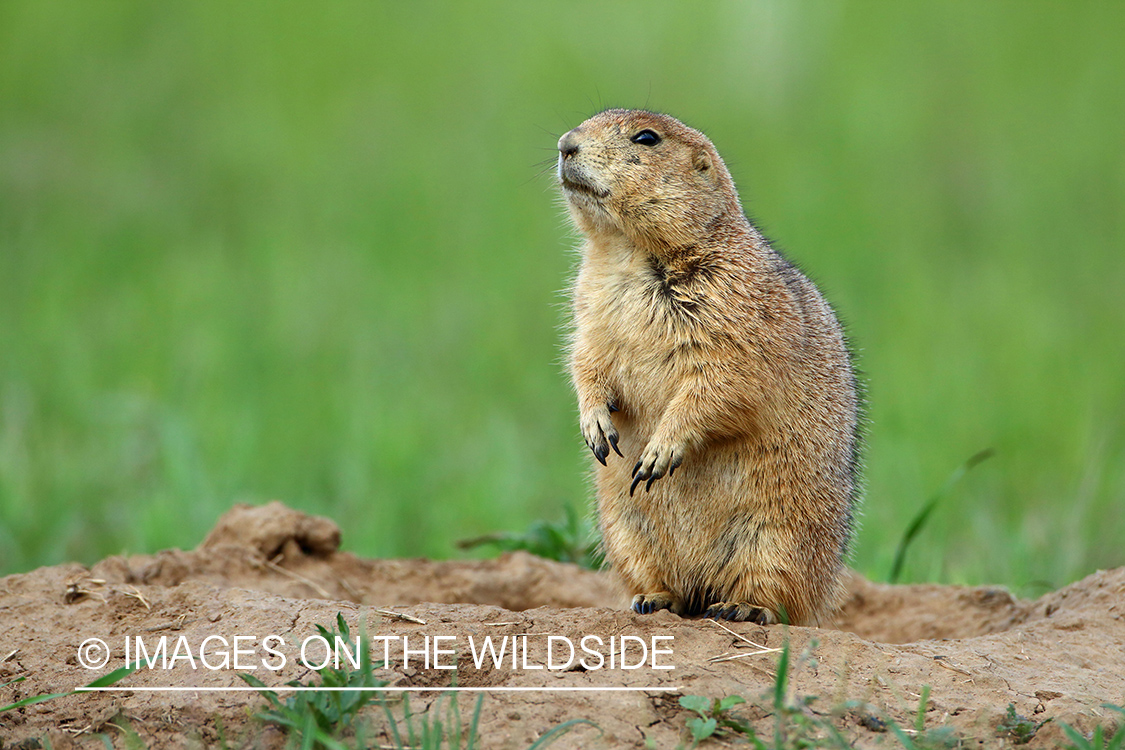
[557,110,860,626]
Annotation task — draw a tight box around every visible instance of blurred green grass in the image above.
[1,2,1122,590]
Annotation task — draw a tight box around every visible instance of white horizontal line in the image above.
[76,686,681,693]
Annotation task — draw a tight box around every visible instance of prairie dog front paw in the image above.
[580,404,622,466]
[630,438,685,495]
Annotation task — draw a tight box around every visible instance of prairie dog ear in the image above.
[692,147,713,173]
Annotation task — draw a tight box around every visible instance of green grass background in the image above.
[1,3,1122,591]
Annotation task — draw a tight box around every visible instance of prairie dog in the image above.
[557,109,860,625]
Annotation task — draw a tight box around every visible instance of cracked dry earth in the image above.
[1,502,1123,748]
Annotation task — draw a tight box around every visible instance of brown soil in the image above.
[1,501,1122,749]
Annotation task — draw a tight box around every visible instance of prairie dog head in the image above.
[557,109,742,250]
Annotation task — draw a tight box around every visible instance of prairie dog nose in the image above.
[558,129,581,158]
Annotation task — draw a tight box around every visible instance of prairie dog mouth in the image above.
[559,168,609,200]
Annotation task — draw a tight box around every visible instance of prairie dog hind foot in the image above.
[631,592,675,615]
[704,601,779,625]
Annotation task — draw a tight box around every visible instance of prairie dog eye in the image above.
[630,129,661,147]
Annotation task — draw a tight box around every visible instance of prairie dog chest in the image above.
[573,241,696,417]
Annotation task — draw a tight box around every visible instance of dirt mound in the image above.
[89,501,623,612]
[1,502,1122,748]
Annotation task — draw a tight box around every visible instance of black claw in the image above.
[631,460,642,478]
[593,443,608,465]
[631,601,642,614]
[609,434,623,457]
[629,474,643,496]
[705,603,734,621]
[645,475,657,492]
[607,401,619,413]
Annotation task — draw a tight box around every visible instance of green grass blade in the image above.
[311,731,350,750]
[1,662,139,713]
[299,708,317,750]
[887,719,919,750]
[915,685,930,733]
[449,691,462,749]
[85,662,139,688]
[381,695,405,749]
[404,693,419,749]
[0,690,76,713]
[466,694,485,750]
[238,673,267,688]
[1060,722,1090,749]
[773,642,790,710]
[526,718,601,749]
[890,448,994,583]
